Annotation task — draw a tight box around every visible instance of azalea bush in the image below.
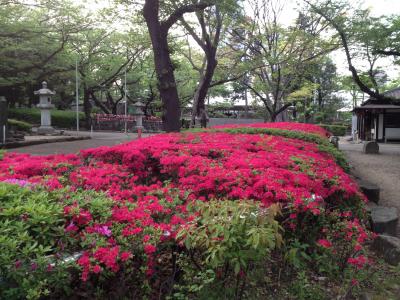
[0,122,378,299]
[173,200,282,299]
[212,122,330,137]
[0,183,115,299]
[178,201,282,271]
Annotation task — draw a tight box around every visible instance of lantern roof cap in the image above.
[133,101,145,107]
[34,81,56,96]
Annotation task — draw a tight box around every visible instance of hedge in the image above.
[9,108,85,129]
[318,124,348,136]
[8,119,32,132]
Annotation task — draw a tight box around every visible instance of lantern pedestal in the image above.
[133,101,145,137]
[37,104,55,134]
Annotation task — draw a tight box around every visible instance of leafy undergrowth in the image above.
[0,122,398,299]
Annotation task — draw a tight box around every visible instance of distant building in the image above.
[353,88,400,142]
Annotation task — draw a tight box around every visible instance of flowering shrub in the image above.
[212,122,330,137]
[0,123,375,298]
[0,183,114,299]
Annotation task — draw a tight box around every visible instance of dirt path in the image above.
[340,140,400,235]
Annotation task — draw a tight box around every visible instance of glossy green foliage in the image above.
[178,200,282,274]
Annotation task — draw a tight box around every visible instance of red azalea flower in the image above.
[15,260,22,269]
[120,251,132,262]
[317,239,332,249]
[144,244,156,255]
[92,265,102,273]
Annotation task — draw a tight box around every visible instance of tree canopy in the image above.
[1,0,400,130]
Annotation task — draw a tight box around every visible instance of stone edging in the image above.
[0,136,91,149]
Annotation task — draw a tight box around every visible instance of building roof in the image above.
[361,87,400,106]
[383,87,400,99]
[354,104,400,110]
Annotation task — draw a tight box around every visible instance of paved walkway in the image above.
[7,131,155,155]
[339,138,400,235]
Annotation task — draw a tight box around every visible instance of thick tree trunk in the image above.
[271,101,293,122]
[89,91,111,114]
[58,90,70,110]
[143,0,181,132]
[190,54,217,127]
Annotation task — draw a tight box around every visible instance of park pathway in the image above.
[7,131,154,155]
[339,139,400,236]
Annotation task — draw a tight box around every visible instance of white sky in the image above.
[334,0,400,79]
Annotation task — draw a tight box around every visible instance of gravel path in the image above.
[7,131,155,155]
[340,139,400,235]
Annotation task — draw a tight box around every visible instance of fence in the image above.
[94,114,164,132]
[208,118,264,127]
[94,114,263,132]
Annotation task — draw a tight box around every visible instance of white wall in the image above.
[385,128,400,140]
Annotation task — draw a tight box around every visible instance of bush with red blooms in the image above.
[0,123,374,299]
[212,122,330,137]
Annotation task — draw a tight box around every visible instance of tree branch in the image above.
[373,49,400,57]
[162,1,215,31]
[303,0,392,102]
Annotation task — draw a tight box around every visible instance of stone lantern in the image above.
[34,81,55,134]
[0,96,8,144]
[133,101,145,128]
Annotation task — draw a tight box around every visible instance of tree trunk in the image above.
[271,101,293,123]
[89,91,111,114]
[143,0,181,132]
[190,54,217,127]
[83,86,92,129]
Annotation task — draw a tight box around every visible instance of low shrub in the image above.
[1,124,397,299]
[174,200,282,299]
[319,124,348,136]
[8,108,85,129]
[212,122,330,137]
[195,126,349,172]
[0,182,114,299]
[8,119,32,132]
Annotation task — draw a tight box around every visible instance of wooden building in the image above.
[353,88,400,142]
